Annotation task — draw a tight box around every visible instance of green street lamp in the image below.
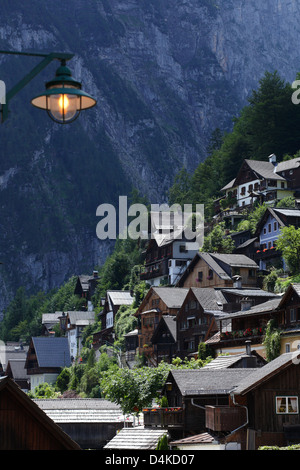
[0,50,97,124]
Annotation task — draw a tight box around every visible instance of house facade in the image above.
[176,287,223,359]
[254,207,300,271]
[140,237,198,287]
[220,154,296,211]
[135,287,188,365]
[25,337,71,391]
[144,352,300,449]
[177,252,259,289]
[93,290,134,350]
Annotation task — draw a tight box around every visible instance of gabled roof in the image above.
[244,159,286,181]
[219,297,282,321]
[210,253,259,269]
[67,311,95,326]
[26,337,71,369]
[151,315,177,343]
[254,207,300,236]
[0,377,80,450]
[107,290,134,309]
[203,352,267,370]
[190,287,226,312]
[277,283,300,309]
[6,358,29,380]
[167,368,256,396]
[177,252,259,286]
[233,352,300,396]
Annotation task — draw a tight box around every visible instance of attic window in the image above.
[276,396,298,414]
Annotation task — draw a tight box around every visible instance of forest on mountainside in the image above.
[168,71,300,218]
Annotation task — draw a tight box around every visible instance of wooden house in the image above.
[144,351,300,449]
[276,283,300,354]
[232,352,300,449]
[151,315,177,365]
[0,376,80,450]
[175,287,225,359]
[143,367,255,442]
[207,296,282,357]
[93,290,134,349]
[25,337,71,391]
[135,287,188,365]
[176,252,259,289]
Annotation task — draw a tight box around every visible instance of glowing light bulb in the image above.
[59,94,69,112]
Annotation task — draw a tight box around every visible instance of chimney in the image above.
[245,340,251,356]
[232,275,242,289]
[240,297,253,311]
[269,153,278,172]
[93,270,98,278]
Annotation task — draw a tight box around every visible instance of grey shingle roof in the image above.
[67,311,95,325]
[152,287,189,308]
[104,427,167,450]
[169,368,256,396]
[107,290,134,308]
[6,359,29,379]
[32,337,71,368]
[218,297,281,321]
[245,159,286,180]
[191,287,225,311]
[35,398,128,424]
[233,352,300,395]
[210,253,259,269]
[199,253,232,281]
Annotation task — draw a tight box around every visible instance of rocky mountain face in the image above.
[1,0,300,314]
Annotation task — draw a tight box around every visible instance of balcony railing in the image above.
[143,407,183,428]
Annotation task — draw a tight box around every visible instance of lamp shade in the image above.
[31,61,96,123]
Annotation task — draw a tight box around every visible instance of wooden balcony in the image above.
[205,405,246,432]
[143,407,183,428]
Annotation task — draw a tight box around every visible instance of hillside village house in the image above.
[175,287,224,359]
[134,287,188,365]
[74,270,100,311]
[93,290,134,350]
[253,207,300,271]
[140,233,198,287]
[176,252,259,289]
[25,337,71,391]
[219,154,299,212]
[151,315,177,365]
[207,283,300,358]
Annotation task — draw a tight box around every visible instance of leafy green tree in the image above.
[28,382,58,399]
[56,367,71,394]
[201,222,235,253]
[276,225,300,274]
[263,319,281,362]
